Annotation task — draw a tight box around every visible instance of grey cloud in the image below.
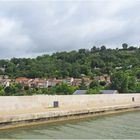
[0,0,140,58]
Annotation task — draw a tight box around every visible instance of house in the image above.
[0,79,11,87]
[73,90,87,95]
[115,67,122,70]
[128,65,132,69]
[30,78,48,88]
[94,75,111,83]
[63,77,74,86]
[15,77,29,83]
[0,75,3,80]
[48,79,63,87]
[0,68,5,72]
[83,77,92,86]
[3,75,9,79]
[0,75,9,80]
[71,78,82,86]
[15,77,31,87]
[100,90,119,94]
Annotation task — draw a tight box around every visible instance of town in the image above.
[0,74,112,95]
[0,75,111,88]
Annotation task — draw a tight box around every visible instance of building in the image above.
[94,75,111,84]
[71,78,82,86]
[47,78,63,87]
[0,79,11,87]
[30,78,48,88]
[73,90,87,95]
[115,67,122,70]
[0,75,9,80]
[15,77,31,87]
[100,90,119,94]
[15,77,29,84]
[63,77,74,86]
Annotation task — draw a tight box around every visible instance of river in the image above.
[0,111,140,139]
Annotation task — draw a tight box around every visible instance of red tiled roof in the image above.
[15,77,29,82]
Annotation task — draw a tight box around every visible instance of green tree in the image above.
[24,86,29,90]
[135,82,140,92]
[99,81,106,86]
[136,70,140,79]
[101,45,106,51]
[110,71,136,93]
[89,80,99,88]
[122,43,128,50]
[0,85,5,96]
[0,89,5,96]
[128,76,136,92]
[55,83,76,95]
[79,79,87,90]
[110,72,129,93]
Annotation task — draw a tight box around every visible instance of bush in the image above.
[89,80,99,88]
[99,81,106,86]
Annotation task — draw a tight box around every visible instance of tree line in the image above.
[0,43,140,95]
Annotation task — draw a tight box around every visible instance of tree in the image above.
[128,46,137,51]
[15,83,23,90]
[78,49,86,54]
[79,79,87,90]
[136,70,140,79]
[91,46,99,52]
[89,80,99,88]
[0,89,5,96]
[110,72,129,93]
[87,88,100,94]
[4,86,13,95]
[24,86,29,90]
[91,59,105,68]
[99,81,106,86]
[101,45,106,51]
[110,71,136,93]
[135,82,140,92]
[55,83,76,95]
[122,43,128,50]
[128,76,136,92]
[0,85,5,96]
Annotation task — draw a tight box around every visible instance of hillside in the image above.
[0,45,140,79]
[0,44,140,95]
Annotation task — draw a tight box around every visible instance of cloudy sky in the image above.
[0,0,140,59]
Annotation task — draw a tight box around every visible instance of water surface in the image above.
[0,111,140,139]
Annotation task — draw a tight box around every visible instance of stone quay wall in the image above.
[0,94,140,112]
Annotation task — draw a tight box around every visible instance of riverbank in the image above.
[0,104,140,130]
[1,110,140,139]
[0,94,140,130]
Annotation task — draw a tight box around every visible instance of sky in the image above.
[0,0,140,59]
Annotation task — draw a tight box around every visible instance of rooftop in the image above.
[73,90,87,95]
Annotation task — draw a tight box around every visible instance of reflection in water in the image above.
[0,111,140,139]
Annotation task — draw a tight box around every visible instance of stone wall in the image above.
[0,94,140,112]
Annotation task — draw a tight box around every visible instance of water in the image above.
[0,111,140,139]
